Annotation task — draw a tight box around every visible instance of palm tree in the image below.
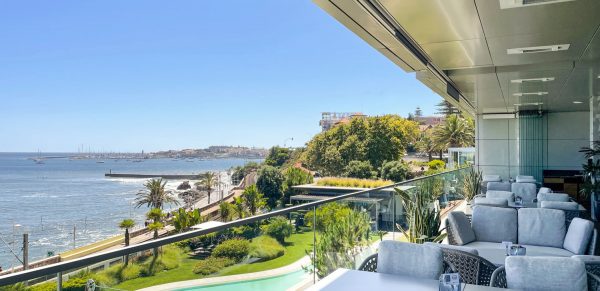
[219,201,232,222]
[242,185,266,216]
[118,219,135,265]
[432,114,474,157]
[196,172,217,204]
[232,196,246,219]
[146,208,164,256]
[135,178,179,209]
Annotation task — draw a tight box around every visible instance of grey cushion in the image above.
[474,197,509,207]
[483,175,502,182]
[537,192,570,202]
[505,256,587,291]
[538,187,552,194]
[472,206,517,243]
[446,211,475,246]
[377,241,443,279]
[541,201,579,210]
[463,241,574,266]
[564,218,594,255]
[518,208,566,248]
[516,175,536,183]
[424,242,479,255]
[487,181,511,192]
[572,255,600,263]
[511,182,537,202]
[486,190,515,201]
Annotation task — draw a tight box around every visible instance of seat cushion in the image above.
[472,206,517,243]
[516,175,536,183]
[487,181,511,192]
[537,192,569,202]
[541,201,579,210]
[538,187,552,194]
[564,218,594,255]
[511,183,537,202]
[377,241,443,279]
[505,256,587,291]
[462,242,574,266]
[446,211,475,246]
[474,197,509,207]
[518,208,566,248]
[486,190,515,201]
[424,242,479,255]
[483,175,502,182]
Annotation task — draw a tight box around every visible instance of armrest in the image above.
[588,228,598,256]
[490,266,506,288]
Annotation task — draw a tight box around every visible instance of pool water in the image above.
[177,270,309,291]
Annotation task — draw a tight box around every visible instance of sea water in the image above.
[0,152,257,269]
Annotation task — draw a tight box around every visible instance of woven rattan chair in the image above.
[358,254,378,272]
[491,266,600,290]
[440,248,498,286]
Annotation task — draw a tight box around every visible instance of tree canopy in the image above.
[256,166,285,209]
[302,115,420,176]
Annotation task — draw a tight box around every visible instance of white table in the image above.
[307,269,517,291]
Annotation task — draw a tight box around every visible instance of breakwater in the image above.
[104,173,200,179]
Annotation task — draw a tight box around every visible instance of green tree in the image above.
[261,216,293,243]
[219,201,233,222]
[242,185,266,216]
[146,208,164,256]
[416,129,440,161]
[283,167,314,203]
[173,208,203,232]
[135,178,179,209]
[432,114,475,153]
[233,196,247,219]
[256,166,284,209]
[380,160,411,182]
[436,100,460,116]
[119,218,136,265]
[343,160,376,179]
[264,146,292,168]
[196,172,218,204]
[231,162,260,185]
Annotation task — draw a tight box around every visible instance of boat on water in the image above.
[96,161,105,163]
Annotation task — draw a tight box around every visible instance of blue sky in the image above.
[0,1,441,152]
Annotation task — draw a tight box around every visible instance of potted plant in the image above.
[462,167,482,204]
[579,141,600,220]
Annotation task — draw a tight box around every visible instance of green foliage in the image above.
[228,225,259,240]
[427,160,445,170]
[232,196,247,219]
[432,114,475,150]
[241,185,267,216]
[212,238,250,262]
[119,219,135,229]
[256,166,285,209]
[380,160,411,182]
[462,167,482,201]
[315,177,392,188]
[135,178,179,209]
[283,167,314,202]
[261,216,293,243]
[343,160,377,179]
[249,236,285,260]
[146,208,164,222]
[264,146,292,168]
[303,115,420,176]
[219,201,233,222]
[395,187,446,244]
[173,208,203,232]
[192,257,236,275]
[309,204,370,278]
[231,162,260,184]
[304,203,351,232]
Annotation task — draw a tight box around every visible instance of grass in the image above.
[315,177,393,188]
[113,231,314,290]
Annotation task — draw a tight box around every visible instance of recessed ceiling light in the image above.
[499,0,576,9]
[573,101,583,104]
[513,92,549,97]
[514,102,543,106]
[507,44,570,55]
[511,77,555,83]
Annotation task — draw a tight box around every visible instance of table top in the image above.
[307,269,517,291]
[507,201,586,211]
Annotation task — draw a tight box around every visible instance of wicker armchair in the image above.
[491,266,600,291]
[358,250,497,286]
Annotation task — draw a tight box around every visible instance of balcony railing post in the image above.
[312,205,316,284]
[56,272,62,291]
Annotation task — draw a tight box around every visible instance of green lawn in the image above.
[114,231,314,290]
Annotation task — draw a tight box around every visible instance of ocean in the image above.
[0,152,257,269]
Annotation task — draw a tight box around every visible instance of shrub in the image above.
[343,160,377,179]
[62,277,89,291]
[228,225,258,240]
[192,257,236,275]
[380,160,411,182]
[315,177,392,188]
[212,238,250,262]
[119,264,142,281]
[427,160,445,170]
[256,165,285,209]
[28,282,56,291]
[249,236,285,260]
[261,216,292,243]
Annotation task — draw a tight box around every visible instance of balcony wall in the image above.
[475,111,589,180]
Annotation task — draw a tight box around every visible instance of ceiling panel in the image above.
[378,0,484,44]
[421,38,492,70]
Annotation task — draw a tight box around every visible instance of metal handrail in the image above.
[0,167,469,286]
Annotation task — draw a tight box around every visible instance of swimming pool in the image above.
[176,270,309,291]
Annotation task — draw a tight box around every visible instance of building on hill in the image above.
[414,115,445,131]
[319,112,365,131]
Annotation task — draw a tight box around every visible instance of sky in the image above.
[0,1,441,152]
